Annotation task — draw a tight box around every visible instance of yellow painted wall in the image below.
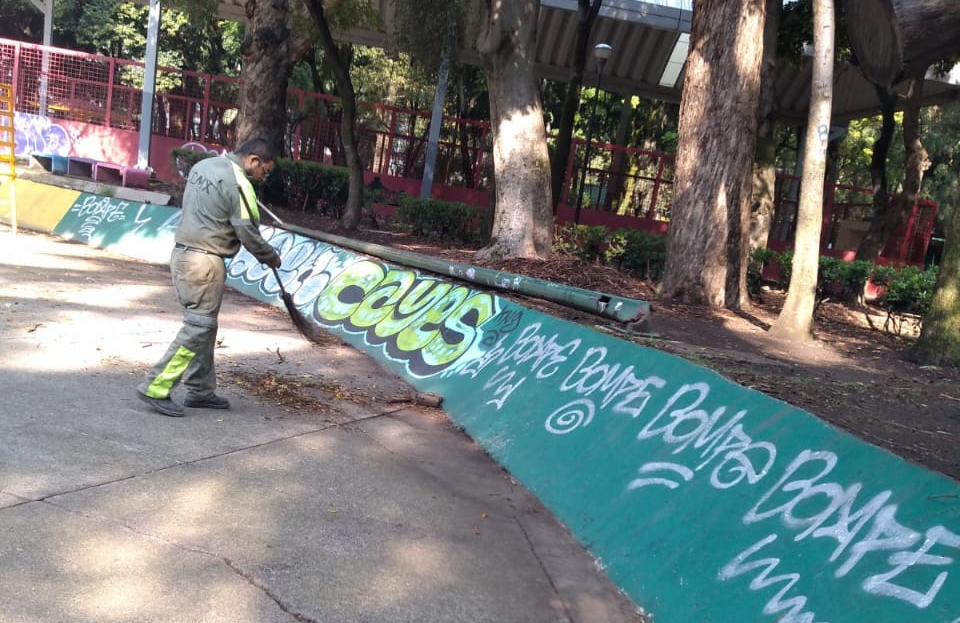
[0,178,78,233]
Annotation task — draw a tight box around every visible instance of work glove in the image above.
[268,254,282,269]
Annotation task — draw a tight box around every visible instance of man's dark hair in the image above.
[234,138,279,162]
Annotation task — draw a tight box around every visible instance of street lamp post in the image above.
[574,43,613,225]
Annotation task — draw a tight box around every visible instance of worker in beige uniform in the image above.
[136,138,282,417]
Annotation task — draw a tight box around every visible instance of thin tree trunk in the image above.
[303,0,365,230]
[879,75,931,261]
[603,97,632,213]
[854,85,896,262]
[550,0,603,212]
[660,0,766,308]
[769,0,835,340]
[475,0,554,260]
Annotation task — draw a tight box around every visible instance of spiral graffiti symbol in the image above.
[545,399,595,435]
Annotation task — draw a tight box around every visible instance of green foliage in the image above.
[553,224,666,280]
[611,229,667,280]
[872,264,939,317]
[778,0,853,66]
[52,0,241,79]
[554,224,609,263]
[920,101,960,227]
[749,245,939,330]
[816,256,873,306]
[325,0,383,32]
[275,159,349,215]
[393,196,486,244]
[170,147,214,178]
[0,0,43,41]
[392,0,470,72]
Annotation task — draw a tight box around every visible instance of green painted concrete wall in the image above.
[8,186,960,623]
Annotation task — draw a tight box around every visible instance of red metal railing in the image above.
[0,36,937,263]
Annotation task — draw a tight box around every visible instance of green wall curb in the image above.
[11,189,960,623]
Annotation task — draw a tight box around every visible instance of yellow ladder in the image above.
[0,83,16,233]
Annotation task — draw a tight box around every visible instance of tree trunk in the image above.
[237,0,313,154]
[751,131,777,251]
[475,0,554,260]
[881,75,931,260]
[854,85,896,262]
[844,0,960,87]
[660,0,766,308]
[550,0,603,212]
[749,0,782,252]
[303,0,365,231]
[769,0,835,341]
[912,182,960,365]
[603,96,633,213]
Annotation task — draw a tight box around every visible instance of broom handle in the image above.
[270,266,288,296]
[257,199,285,226]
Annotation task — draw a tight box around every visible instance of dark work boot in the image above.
[183,394,231,410]
[136,390,186,417]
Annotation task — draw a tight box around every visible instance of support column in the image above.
[137,0,161,170]
[420,53,450,199]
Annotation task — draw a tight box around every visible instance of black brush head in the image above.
[276,283,329,345]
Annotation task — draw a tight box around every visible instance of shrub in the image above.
[873,264,939,318]
[613,229,667,280]
[817,257,873,307]
[553,225,666,280]
[553,224,609,263]
[393,196,486,244]
[169,147,215,180]
[276,158,349,215]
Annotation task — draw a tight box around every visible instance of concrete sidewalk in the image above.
[0,227,644,623]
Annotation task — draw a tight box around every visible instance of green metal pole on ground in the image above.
[271,218,651,327]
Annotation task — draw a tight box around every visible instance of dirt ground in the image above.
[267,204,960,484]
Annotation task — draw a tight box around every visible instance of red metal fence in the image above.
[0,37,937,264]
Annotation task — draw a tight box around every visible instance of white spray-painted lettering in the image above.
[454,322,581,410]
[70,195,130,239]
[719,534,827,623]
[743,450,960,608]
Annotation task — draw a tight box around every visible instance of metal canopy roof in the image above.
[149,0,960,123]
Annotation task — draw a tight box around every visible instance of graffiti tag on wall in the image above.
[227,226,959,623]
[13,112,71,157]
[44,199,957,623]
[227,227,500,378]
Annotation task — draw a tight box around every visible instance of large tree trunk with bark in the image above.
[912,183,960,365]
[237,0,313,154]
[769,0,835,341]
[550,0,603,211]
[844,0,960,87]
[749,0,782,252]
[303,0,365,231]
[660,0,766,309]
[475,0,554,260]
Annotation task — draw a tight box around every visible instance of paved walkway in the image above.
[0,227,644,623]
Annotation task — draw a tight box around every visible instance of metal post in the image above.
[573,43,612,224]
[37,0,53,116]
[137,0,161,170]
[421,52,450,199]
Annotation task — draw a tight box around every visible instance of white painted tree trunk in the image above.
[769,0,835,340]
